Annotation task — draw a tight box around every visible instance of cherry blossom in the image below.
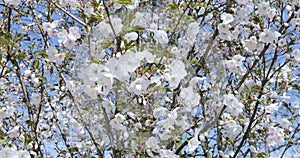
[0,0,299,157]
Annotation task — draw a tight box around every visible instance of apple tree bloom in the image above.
[158,149,179,158]
[129,77,151,95]
[84,2,94,17]
[46,46,58,62]
[14,150,31,158]
[153,30,169,44]
[168,60,187,80]
[221,13,234,24]
[278,118,291,129]
[5,0,21,6]
[186,136,200,152]
[236,0,248,5]
[146,137,160,149]
[124,32,138,41]
[292,101,299,108]
[245,36,257,51]
[257,2,270,17]
[32,93,41,106]
[223,120,242,139]
[153,107,168,118]
[232,55,245,67]
[291,49,300,62]
[110,113,126,131]
[268,8,276,19]
[259,29,281,43]
[96,21,112,38]
[0,148,15,157]
[180,86,200,111]
[111,17,123,35]
[267,126,285,146]
[218,23,232,41]
[186,22,199,42]
[223,94,243,116]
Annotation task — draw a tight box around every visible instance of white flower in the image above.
[171,46,187,59]
[223,120,242,139]
[146,137,159,149]
[224,59,236,71]
[84,2,94,17]
[24,69,31,77]
[110,113,126,131]
[121,51,143,72]
[82,85,97,100]
[69,118,84,135]
[158,149,179,158]
[96,21,112,38]
[63,38,76,49]
[5,0,21,6]
[178,38,193,49]
[0,108,9,120]
[186,136,200,152]
[292,101,299,108]
[294,18,300,26]
[43,22,58,33]
[221,13,234,24]
[46,46,58,62]
[278,39,286,47]
[14,150,31,158]
[111,17,123,35]
[0,148,14,157]
[134,12,151,26]
[278,118,290,129]
[153,30,169,44]
[259,29,281,43]
[217,23,232,41]
[153,107,168,118]
[168,60,187,80]
[102,99,116,114]
[291,49,300,62]
[6,106,15,116]
[232,55,245,67]
[186,22,199,41]
[139,50,156,63]
[57,29,68,43]
[257,2,270,16]
[245,36,257,51]
[265,103,279,113]
[236,0,248,5]
[167,74,181,89]
[180,86,200,109]
[267,127,285,146]
[129,77,151,95]
[124,32,138,41]
[268,8,276,19]
[54,53,66,63]
[68,26,81,41]
[218,23,231,33]
[32,93,41,106]
[8,126,20,138]
[224,94,239,106]
[106,58,129,81]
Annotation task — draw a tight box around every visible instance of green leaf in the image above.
[257,152,267,158]
[125,26,145,32]
[116,0,132,5]
[25,120,35,126]
[69,147,79,153]
[33,60,39,69]
[166,2,178,10]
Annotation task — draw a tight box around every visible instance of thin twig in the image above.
[103,0,117,38]
[50,1,87,28]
